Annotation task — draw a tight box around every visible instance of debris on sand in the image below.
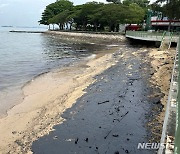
[98,100,110,105]
[75,138,79,144]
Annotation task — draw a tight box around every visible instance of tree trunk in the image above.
[66,23,68,30]
[59,24,62,30]
[69,21,73,31]
[61,24,64,30]
[83,22,87,31]
[109,24,112,32]
[94,23,98,32]
[110,24,115,32]
[100,24,104,31]
[116,24,119,32]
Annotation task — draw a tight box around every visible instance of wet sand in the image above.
[0,32,175,154]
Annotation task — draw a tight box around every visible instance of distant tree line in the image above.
[39,0,180,32]
[39,0,147,32]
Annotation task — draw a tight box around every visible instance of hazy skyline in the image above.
[0,0,106,27]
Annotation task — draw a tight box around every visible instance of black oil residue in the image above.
[32,46,162,154]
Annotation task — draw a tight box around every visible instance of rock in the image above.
[53,136,58,140]
[154,100,161,104]
[153,98,161,104]
[12,131,17,134]
[112,134,119,137]
[85,138,88,142]
[75,138,79,144]
[150,72,154,76]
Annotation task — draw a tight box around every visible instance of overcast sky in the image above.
[0,0,107,27]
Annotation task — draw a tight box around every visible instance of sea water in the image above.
[0,27,104,117]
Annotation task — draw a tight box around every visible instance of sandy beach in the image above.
[0,32,176,154]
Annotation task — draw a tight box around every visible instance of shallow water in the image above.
[0,27,110,117]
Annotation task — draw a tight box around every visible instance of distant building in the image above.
[125,24,141,31]
[151,18,180,31]
[146,10,180,31]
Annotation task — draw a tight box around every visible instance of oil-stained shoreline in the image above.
[0,32,175,154]
[31,44,173,154]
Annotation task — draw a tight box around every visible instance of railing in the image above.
[125,31,179,43]
[168,32,173,49]
[160,31,167,49]
[126,30,164,39]
[175,36,180,154]
[158,36,178,154]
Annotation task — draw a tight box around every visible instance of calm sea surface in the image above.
[0,27,105,116]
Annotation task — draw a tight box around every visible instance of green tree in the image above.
[154,0,180,19]
[39,0,73,28]
[40,0,147,32]
[123,0,150,8]
[74,2,103,31]
[86,2,104,31]
[164,0,180,19]
[49,10,71,30]
[68,5,83,30]
[39,3,56,26]
[106,0,121,4]
[125,3,145,24]
[98,4,127,31]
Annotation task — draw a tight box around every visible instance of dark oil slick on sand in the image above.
[32,46,162,154]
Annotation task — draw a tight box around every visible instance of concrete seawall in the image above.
[158,44,178,154]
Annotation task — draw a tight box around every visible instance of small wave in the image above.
[106,44,119,47]
[22,71,50,90]
[86,54,96,60]
[76,50,87,52]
